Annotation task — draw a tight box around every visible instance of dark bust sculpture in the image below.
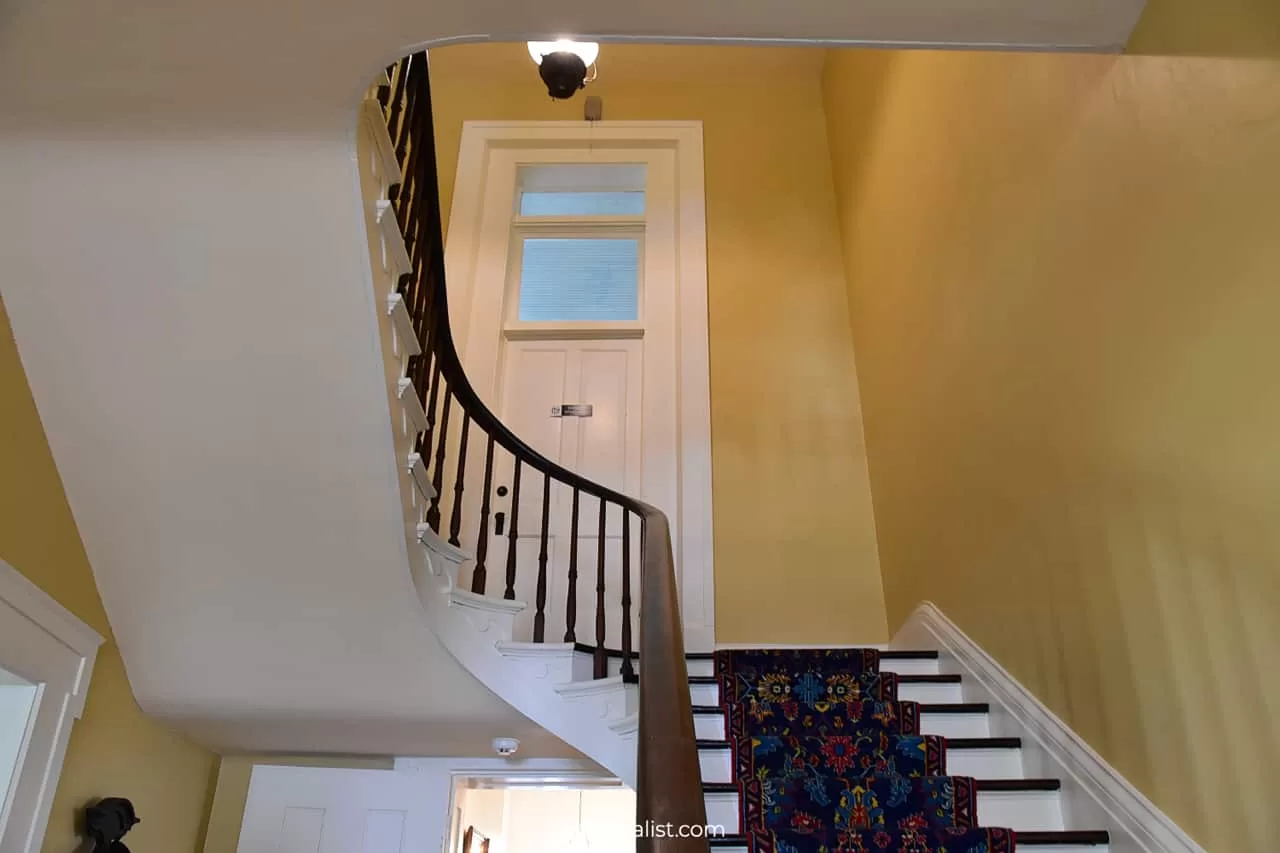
[84,798,139,853]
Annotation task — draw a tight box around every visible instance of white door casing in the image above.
[444,122,713,651]
[0,560,102,853]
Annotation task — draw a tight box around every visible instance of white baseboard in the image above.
[892,601,1204,853]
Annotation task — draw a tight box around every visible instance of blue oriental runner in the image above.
[712,649,1017,853]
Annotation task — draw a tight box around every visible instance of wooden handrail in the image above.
[379,53,708,851]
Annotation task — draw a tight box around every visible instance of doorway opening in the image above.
[450,777,635,853]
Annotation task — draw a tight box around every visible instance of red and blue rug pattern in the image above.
[713,649,1017,853]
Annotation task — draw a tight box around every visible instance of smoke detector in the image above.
[492,737,520,757]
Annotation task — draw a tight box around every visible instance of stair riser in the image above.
[698,745,1022,784]
[703,789,1065,834]
[694,709,990,740]
[684,657,942,678]
[689,681,964,707]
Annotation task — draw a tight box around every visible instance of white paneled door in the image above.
[492,339,643,648]
[237,766,435,853]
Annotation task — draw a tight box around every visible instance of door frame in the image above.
[443,121,714,651]
[0,560,102,853]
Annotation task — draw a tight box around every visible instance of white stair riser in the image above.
[686,658,942,678]
[698,746,1023,784]
[690,681,963,706]
[694,710,990,740]
[702,789,1065,834]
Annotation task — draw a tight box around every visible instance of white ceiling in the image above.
[0,0,1145,757]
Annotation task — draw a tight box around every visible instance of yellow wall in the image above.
[429,44,887,643]
[1128,0,1280,57]
[823,48,1280,850]
[0,297,219,853]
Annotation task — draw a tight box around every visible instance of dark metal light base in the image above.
[538,51,588,99]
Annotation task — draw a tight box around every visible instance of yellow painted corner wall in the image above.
[428,44,887,643]
[1128,0,1280,57]
[823,48,1280,849]
[0,296,219,852]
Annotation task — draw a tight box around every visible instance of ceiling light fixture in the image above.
[527,40,599,100]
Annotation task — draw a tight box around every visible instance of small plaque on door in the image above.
[551,404,594,418]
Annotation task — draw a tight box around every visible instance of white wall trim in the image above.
[892,601,1205,853]
[0,559,104,853]
[444,121,715,651]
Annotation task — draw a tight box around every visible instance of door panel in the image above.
[491,340,642,646]
[238,766,433,853]
[573,345,640,495]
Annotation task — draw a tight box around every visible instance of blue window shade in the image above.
[518,238,639,322]
[519,191,645,217]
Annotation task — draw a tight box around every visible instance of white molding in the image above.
[360,99,402,191]
[444,121,714,651]
[375,199,413,286]
[892,601,1205,853]
[397,377,428,437]
[553,674,626,699]
[406,452,436,502]
[387,293,422,359]
[0,560,104,853]
[447,587,526,616]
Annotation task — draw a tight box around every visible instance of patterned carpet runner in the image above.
[714,649,1017,853]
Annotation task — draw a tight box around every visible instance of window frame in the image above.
[502,214,647,338]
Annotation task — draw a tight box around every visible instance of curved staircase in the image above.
[359,52,698,825]
[360,51,1174,853]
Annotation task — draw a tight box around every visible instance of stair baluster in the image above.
[595,498,608,679]
[471,435,495,595]
[533,473,551,642]
[504,458,522,600]
[564,487,580,643]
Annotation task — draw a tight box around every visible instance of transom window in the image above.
[508,164,646,326]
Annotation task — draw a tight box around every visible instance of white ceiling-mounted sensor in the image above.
[492,737,520,757]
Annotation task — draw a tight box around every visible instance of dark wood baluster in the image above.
[425,388,451,531]
[563,488,580,643]
[471,436,495,595]
[620,510,635,679]
[594,498,608,679]
[533,474,551,642]
[447,413,471,547]
[419,357,442,456]
[384,55,411,153]
[503,459,522,600]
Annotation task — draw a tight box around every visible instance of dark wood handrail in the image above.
[378,52,708,852]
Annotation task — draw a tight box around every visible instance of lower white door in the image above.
[490,338,642,648]
[237,766,435,853]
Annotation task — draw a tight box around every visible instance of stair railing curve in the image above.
[377,52,709,852]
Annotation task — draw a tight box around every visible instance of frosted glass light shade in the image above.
[527,40,600,67]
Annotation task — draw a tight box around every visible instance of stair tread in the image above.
[690,702,987,712]
[879,649,940,660]
[697,736,1020,750]
[689,675,718,684]
[708,830,1108,847]
[898,674,961,684]
[920,702,989,713]
[573,642,638,659]
[701,779,1060,794]
[947,737,1022,749]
